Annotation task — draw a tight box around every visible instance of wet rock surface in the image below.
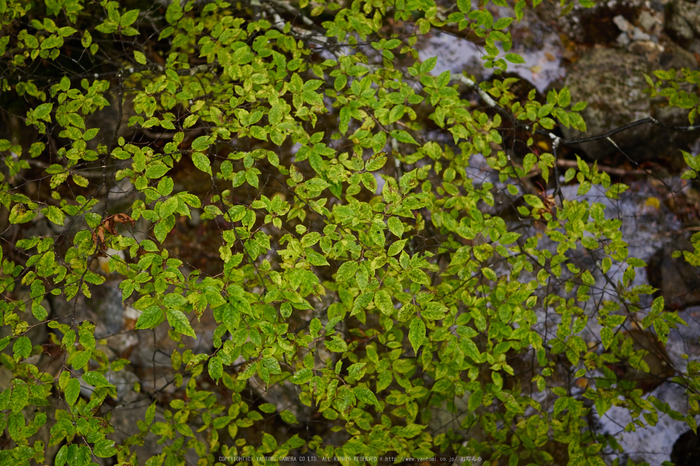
[647,238,700,310]
[672,430,700,466]
[564,1,645,46]
[665,0,700,51]
[561,46,697,164]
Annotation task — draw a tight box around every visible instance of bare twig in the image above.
[554,159,647,177]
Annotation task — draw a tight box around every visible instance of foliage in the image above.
[0,0,699,465]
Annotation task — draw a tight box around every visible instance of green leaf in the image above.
[179,193,201,208]
[10,381,28,412]
[166,309,196,338]
[192,152,212,175]
[336,261,358,282]
[389,105,406,123]
[208,357,223,381]
[191,136,211,152]
[229,290,253,317]
[468,388,483,411]
[523,194,544,209]
[500,232,520,245]
[409,319,425,354]
[221,304,240,335]
[387,239,407,256]
[81,31,92,48]
[422,302,447,320]
[9,204,36,224]
[166,2,183,23]
[366,153,387,171]
[354,387,380,408]
[64,378,81,406]
[334,74,347,91]
[494,17,514,30]
[290,368,314,384]
[505,53,526,64]
[581,236,599,249]
[13,336,31,360]
[599,327,614,350]
[120,9,139,27]
[374,290,393,316]
[262,432,278,451]
[41,35,63,49]
[42,206,65,226]
[408,269,430,285]
[83,371,111,387]
[94,439,118,458]
[523,152,536,173]
[402,424,426,438]
[160,196,179,218]
[280,410,298,424]
[250,126,268,141]
[259,403,277,414]
[158,177,174,196]
[388,217,404,238]
[8,412,24,441]
[58,27,77,37]
[306,249,329,266]
[391,130,418,145]
[559,87,571,107]
[135,306,163,330]
[134,50,147,65]
[29,141,45,157]
[421,56,437,74]
[146,162,169,179]
[34,103,53,120]
[325,336,348,353]
[72,174,89,187]
[154,214,176,242]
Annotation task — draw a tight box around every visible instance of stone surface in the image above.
[664,0,700,48]
[548,0,645,45]
[637,9,661,34]
[560,46,697,163]
[647,237,700,310]
[50,278,125,339]
[672,430,700,466]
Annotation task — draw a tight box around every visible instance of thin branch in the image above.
[562,117,700,146]
[453,74,497,108]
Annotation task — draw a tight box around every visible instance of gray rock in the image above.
[614,14,632,32]
[617,32,632,46]
[665,0,700,47]
[90,282,125,338]
[637,10,660,33]
[560,47,697,163]
[647,237,700,310]
[630,27,652,41]
[546,0,646,45]
[672,430,700,466]
[55,279,125,338]
[106,368,141,402]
